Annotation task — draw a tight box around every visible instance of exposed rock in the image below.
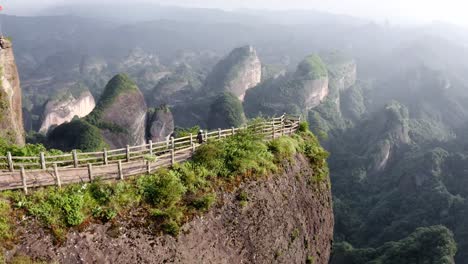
[146,106,174,142]
[302,78,330,109]
[365,102,411,173]
[205,45,262,101]
[10,155,334,264]
[0,39,24,145]
[244,54,329,117]
[152,64,203,106]
[86,74,147,149]
[39,90,95,134]
[320,51,357,92]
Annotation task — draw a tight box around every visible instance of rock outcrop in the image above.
[86,74,147,149]
[0,39,24,145]
[322,53,357,92]
[39,90,96,134]
[146,106,174,142]
[204,45,262,101]
[294,55,330,109]
[244,54,329,117]
[10,154,334,264]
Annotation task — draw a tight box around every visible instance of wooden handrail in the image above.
[0,115,301,192]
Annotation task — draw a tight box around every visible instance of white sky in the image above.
[5,0,468,25]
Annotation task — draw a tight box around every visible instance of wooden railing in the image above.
[0,115,301,193]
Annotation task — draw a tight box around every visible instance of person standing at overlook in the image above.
[197,130,204,144]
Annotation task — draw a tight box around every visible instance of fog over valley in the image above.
[0,1,467,263]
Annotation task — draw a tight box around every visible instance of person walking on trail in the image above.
[197,130,204,144]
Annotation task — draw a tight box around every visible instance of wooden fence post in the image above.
[7,152,13,172]
[191,142,196,154]
[40,152,46,170]
[20,166,27,194]
[166,137,170,149]
[146,160,151,174]
[171,149,175,166]
[126,145,130,162]
[103,148,108,165]
[88,163,93,182]
[54,163,61,189]
[272,120,276,139]
[171,137,175,149]
[218,128,222,139]
[72,150,78,168]
[204,131,208,142]
[118,160,123,180]
[149,140,153,156]
[231,127,235,136]
[281,113,286,136]
[190,134,193,146]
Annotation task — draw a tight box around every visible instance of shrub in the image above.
[171,162,210,193]
[268,136,300,163]
[237,190,249,207]
[92,206,117,222]
[137,169,187,208]
[0,199,12,241]
[151,206,184,223]
[162,219,180,236]
[89,180,114,205]
[298,121,309,133]
[190,193,216,212]
[27,187,85,227]
[290,228,300,242]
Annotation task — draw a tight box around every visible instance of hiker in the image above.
[197,130,204,144]
[0,36,4,50]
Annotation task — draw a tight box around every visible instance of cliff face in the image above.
[302,78,330,109]
[244,54,329,117]
[205,45,262,101]
[13,155,334,264]
[87,74,147,149]
[0,39,24,145]
[39,90,95,134]
[329,61,357,92]
[147,106,174,142]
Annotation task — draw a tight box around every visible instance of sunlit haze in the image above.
[5,0,468,26]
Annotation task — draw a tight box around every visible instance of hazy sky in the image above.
[5,0,468,25]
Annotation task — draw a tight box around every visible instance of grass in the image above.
[0,124,329,247]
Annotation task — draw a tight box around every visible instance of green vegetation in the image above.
[86,73,138,132]
[0,198,13,241]
[0,138,62,157]
[0,125,328,244]
[174,125,200,138]
[290,228,300,242]
[47,119,108,152]
[237,190,249,207]
[244,54,329,118]
[332,226,457,264]
[208,92,246,129]
[296,54,328,80]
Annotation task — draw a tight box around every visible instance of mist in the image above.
[5,0,468,26]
